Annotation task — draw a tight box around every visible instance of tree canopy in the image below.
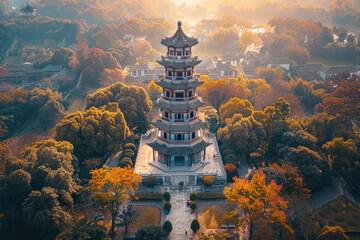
[86,82,152,132]
[55,102,129,158]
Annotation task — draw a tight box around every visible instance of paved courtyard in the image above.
[165,187,196,240]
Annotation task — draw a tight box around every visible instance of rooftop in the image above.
[154,98,204,111]
[155,79,203,90]
[157,56,202,68]
[152,118,207,132]
[134,128,226,177]
[161,21,198,48]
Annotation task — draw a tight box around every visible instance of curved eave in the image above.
[161,28,198,48]
[147,139,211,156]
[157,59,202,68]
[155,79,203,90]
[154,98,204,111]
[152,119,207,132]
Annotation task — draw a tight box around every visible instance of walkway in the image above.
[165,187,196,240]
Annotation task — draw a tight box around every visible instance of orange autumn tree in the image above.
[223,170,293,239]
[88,166,142,235]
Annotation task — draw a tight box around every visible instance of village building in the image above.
[134,21,226,186]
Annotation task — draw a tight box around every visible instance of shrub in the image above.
[202,175,215,187]
[190,201,197,211]
[191,219,200,233]
[197,193,225,199]
[143,176,158,188]
[122,151,135,160]
[119,157,133,167]
[224,163,239,182]
[123,142,136,152]
[163,220,172,234]
[190,192,197,201]
[223,154,237,162]
[163,192,171,201]
[123,149,135,155]
[222,149,236,157]
[164,201,172,213]
[220,144,232,152]
[134,193,163,200]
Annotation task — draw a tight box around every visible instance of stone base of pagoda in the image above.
[134,128,227,186]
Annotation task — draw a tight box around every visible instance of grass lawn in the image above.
[198,204,232,229]
[129,205,161,228]
[67,95,86,113]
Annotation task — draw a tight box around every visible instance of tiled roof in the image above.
[161,21,198,48]
[157,57,201,68]
[323,65,359,74]
[147,139,211,155]
[154,98,204,111]
[152,119,207,132]
[155,79,203,90]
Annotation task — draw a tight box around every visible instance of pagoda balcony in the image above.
[159,116,199,123]
[157,136,202,144]
[161,94,198,102]
[165,76,194,80]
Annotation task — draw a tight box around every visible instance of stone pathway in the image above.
[165,188,196,240]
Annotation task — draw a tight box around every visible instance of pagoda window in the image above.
[188,91,193,97]
[175,134,184,141]
[187,71,191,76]
[165,91,170,97]
[190,111,195,119]
[164,111,169,118]
[176,51,182,56]
[168,71,172,76]
[175,113,184,120]
[175,92,184,98]
[176,72,183,77]
[192,132,196,139]
[169,51,174,55]
[163,132,168,139]
[185,51,190,55]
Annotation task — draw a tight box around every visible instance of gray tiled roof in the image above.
[323,65,359,74]
[155,79,203,90]
[152,119,207,132]
[154,98,204,111]
[157,56,201,68]
[147,139,211,155]
[161,21,198,48]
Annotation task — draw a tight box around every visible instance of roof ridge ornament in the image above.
[178,21,182,29]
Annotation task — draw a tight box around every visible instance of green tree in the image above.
[143,176,158,188]
[86,82,152,131]
[219,98,253,123]
[22,187,73,239]
[55,218,110,240]
[191,219,200,233]
[135,225,168,240]
[322,138,360,173]
[55,103,129,159]
[218,114,265,156]
[51,48,74,67]
[162,220,172,234]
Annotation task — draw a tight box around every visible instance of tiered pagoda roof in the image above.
[152,119,207,132]
[148,139,211,156]
[154,98,204,111]
[156,79,203,90]
[161,21,198,48]
[21,2,36,14]
[157,56,201,68]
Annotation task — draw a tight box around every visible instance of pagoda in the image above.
[147,21,210,167]
[134,21,226,186]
